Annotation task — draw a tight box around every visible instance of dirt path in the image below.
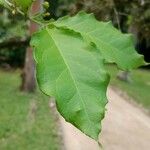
[60,88,150,150]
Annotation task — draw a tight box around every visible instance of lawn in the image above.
[0,66,149,150]
[0,69,61,150]
[107,65,150,110]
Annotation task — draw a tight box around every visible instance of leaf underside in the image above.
[53,12,145,70]
[31,12,145,140]
[31,27,110,140]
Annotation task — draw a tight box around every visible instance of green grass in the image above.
[0,70,61,150]
[107,65,150,110]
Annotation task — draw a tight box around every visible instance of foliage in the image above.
[0,0,33,13]
[0,7,28,67]
[56,0,76,17]
[0,9,28,41]
[53,12,145,70]
[1,0,146,140]
[0,0,11,9]
[31,12,144,139]
[31,26,110,140]
[0,47,25,67]
[0,70,61,150]
[65,0,150,62]
[64,0,150,42]
[13,0,33,12]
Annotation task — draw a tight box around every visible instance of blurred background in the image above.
[0,0,150,150]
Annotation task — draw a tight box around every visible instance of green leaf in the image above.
[0,0,33,13]
[0,0,11,9]
[14,0,33,12]
[53,12,145,70]
[0,0,5,5]
[0,0,7,5]
[31,27,110,140]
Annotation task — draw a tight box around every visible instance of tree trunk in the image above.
[20,0,43,92]
[20,47,35,92]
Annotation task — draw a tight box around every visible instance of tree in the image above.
[0,0,145,141]
[20,0,43,92]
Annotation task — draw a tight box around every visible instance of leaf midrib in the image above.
[46,28,95,132]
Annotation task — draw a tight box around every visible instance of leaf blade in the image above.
[53,12,145,70]
[31,27,110,140]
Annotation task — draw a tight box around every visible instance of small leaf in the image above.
[31,27,110,140]
[14,0,33,12]
[53,12,145,70]
[0,0,12,9]
[0,0,5,6]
